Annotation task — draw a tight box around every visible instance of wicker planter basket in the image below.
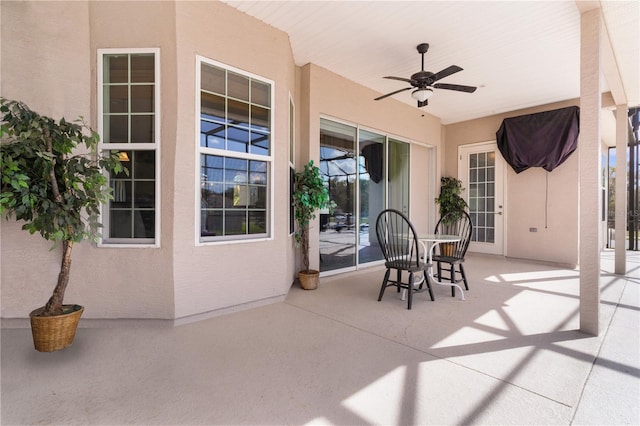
[298,270,319,290]
[29,304,84,352]
[441,242,455,257]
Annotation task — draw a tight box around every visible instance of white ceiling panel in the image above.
[601,0,640,107]
[224,0,639,124]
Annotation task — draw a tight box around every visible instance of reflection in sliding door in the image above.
[359,130,385,265]
[389,138,410,215]
[319,119,357,272]
[318,120,412,273]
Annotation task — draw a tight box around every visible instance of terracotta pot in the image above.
[298,270,319,290]
[29,304,84,352]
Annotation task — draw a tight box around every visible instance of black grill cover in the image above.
[496,106,580,173]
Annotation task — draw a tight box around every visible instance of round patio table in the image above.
[419,234,465,301]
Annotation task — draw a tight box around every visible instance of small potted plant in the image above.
[0,98,123,352]
[293,160,329,290]
[434,176,469,256]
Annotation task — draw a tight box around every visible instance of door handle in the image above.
[495,211,503,215]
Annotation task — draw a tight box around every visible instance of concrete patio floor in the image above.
[1,250,638,425]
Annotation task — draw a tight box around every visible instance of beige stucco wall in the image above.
[170,1,298,319]
[5,0,600,321]
[0,1,177,319]
[1,1,95,318]
[299,63,442,244]
[445,100,580,265]
[1,0,307,321]
[444,96,614,266]
[0,1,442,322]
[0,1,301,321]
[0,0,444,322]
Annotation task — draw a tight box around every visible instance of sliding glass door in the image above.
[388,138,410,215]
[319,120,357,271]
[358,130,386,265]
[319,119,410,273]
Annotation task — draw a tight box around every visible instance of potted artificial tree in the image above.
[0,98,123,352]
[434,176,469,256]
[293,160,329,290]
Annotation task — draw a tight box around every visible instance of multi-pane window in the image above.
[98,49,159,245]
[198,57,272,242]
[469,151,495,243]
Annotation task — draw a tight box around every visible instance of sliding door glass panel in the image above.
[358,130,385,265]
[319,119,357,272]
[388,139,410,215]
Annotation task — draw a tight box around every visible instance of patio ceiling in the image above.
[222,1,639,125]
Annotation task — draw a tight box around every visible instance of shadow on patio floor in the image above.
[2,251,638,425]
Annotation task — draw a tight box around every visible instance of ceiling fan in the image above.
[374,43,477,107]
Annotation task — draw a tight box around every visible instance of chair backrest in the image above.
[375,209,421,269]
[434,210,473,259]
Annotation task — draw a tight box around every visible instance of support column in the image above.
[579,8,602,336]
[615,105,629,274]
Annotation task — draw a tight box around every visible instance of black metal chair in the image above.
[375,209,434,309]
[433,210,473,297]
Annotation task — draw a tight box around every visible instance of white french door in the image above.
[458,142,505,255]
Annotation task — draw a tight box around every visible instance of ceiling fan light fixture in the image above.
[411,88,433,102]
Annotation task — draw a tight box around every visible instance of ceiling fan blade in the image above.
[433,83,477,93]
[374,87,412,101]
[417,99,428,108]
[383,76,415,84]
[431,65,463,82]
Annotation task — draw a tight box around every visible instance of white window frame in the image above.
[289,93,295,236]
[97,47,161,248]
[195,55,275,246]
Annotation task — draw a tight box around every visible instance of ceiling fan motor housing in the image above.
[410,70,435,87]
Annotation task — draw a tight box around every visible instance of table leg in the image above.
[400,271,425,301]
[426,241,465,301]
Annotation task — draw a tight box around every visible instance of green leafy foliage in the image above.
[293,160,329,271]
[1,98,126,316]
[434,176,469,225]
[0,98,123,244]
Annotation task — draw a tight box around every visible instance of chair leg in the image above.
[459,264,469,290]
[378,269,391,301]
[440,264,456,297]
[407,272,414,310]
[425,274,435,301]
[436,262,442,280]
[396,269,402,293]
